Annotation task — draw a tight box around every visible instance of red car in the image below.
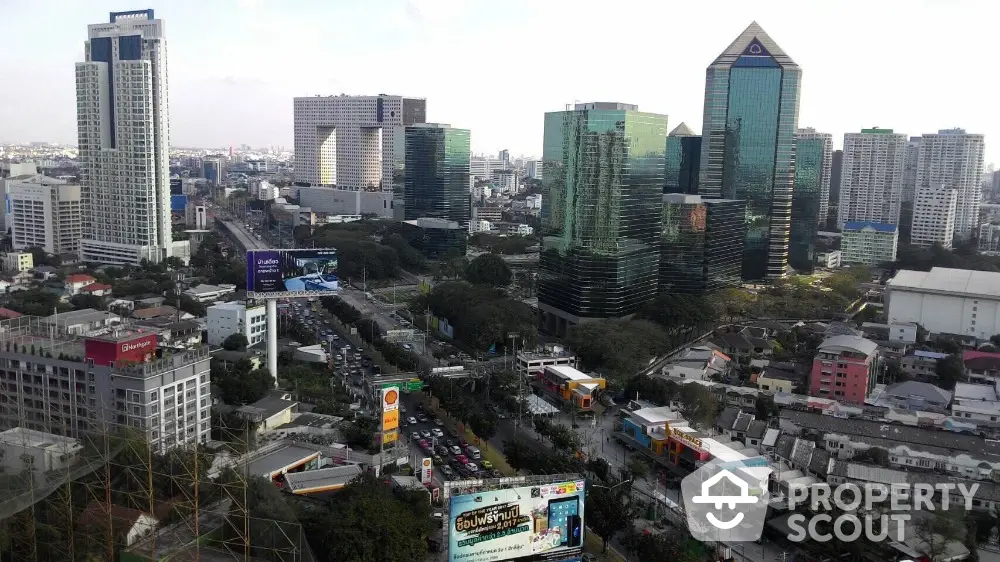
[459,440,469,449]
[418,439,430,449]
[456,454,470,465]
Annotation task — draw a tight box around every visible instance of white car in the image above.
[465,462,479,473]
[420,430,432,439]
[410,432,420,441]
[407,417,418,425]
[431,428,444,438]
[449,445,462,455]
[433,418,444,426]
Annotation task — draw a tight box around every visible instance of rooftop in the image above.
[184,283,234,295]
[913,350,950,360]
[237,391,297,420]
[881,381,953,404]
[818,335,878,356]
[953,382,999,403]
[283,464,361,493]
[544,365,597,382]
[630,406,681,426]
[843,221,897,233]
[47,308,116,326]
[248,444,320,478]
[668,122,696,137]
[888,267,1000,299]
[0,427,82,451]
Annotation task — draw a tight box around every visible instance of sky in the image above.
[1,0,998,163]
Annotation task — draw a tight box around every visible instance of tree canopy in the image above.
[222,333,249,351]
[464,253,513,287]
[412,281,538,352]
[566,319,671,381]
[468,233,535,255]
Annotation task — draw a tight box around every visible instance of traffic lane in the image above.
[399,395,483,483]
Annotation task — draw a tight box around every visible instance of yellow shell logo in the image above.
[422,458,432,467]
[384,389,399,405]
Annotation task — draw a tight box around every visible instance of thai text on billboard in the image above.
[448,479,585,562]
[246,249,339,297]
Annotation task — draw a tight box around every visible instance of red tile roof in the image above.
[80,283,112,293]
[0,308,23,319]
[65,274,96,284]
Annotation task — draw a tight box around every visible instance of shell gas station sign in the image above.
[382,386,401,441]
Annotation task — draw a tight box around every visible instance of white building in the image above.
[525,194,542,209]
[470,156,504,181]
[0,162,39,231]
[796,128,833,226]
[910,183,958,249]
[3,252,33,273]
[886,267,1000,340]
[293,94,426,189]
[914,129,985,240]
[815,250,841,269]
[75,10,172,265]
[183,283,236,303]
[840,222,898,266]
[296,186,394,218]
[0,428,83,472]
[979,223,1000,255]
[254,179,279,200]
[902,136,921,203]
[468,220,492,234]
[207,302,267,347]
[525,160,543,180]
[7,174,83,255]
[838,128,907,228]
[492,169,520,194]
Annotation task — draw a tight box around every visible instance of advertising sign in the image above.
[420,457,434,483]
[246,249,339,298]
[448,479,586,562]
[383,410,399,431]
[382,430,399,444]
[382,387,400,412]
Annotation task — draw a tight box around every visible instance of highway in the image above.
[218,218,270,251]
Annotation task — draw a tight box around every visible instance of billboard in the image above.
[246,249,339,298]
[383,410,399,431]
[448,479,585,562]
[382,387,400,412]
[382,385,401,443]
[420,457,434,483]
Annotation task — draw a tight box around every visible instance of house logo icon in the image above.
[681,460,771,543]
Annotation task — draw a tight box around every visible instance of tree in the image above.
[69,293,105,311]
[464,253,513,287]
[222,333,249,351]
[215,363,274,405]
[935,355,967,390]
[677,383,719,429]
[914,512,966,562]
[586,475,635,553]
[468,412,499,449]
[626,457,649,481]
[754,394,779,421]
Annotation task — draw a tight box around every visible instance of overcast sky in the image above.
[1,0,997,163]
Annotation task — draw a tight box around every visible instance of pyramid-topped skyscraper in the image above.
[699,22,801,280]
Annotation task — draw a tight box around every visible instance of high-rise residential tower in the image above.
[539,103,667,337]
[293,94,427,189]
[911,184,958,249]
[838,128,908,229]
[75,9,172,264]
[914,128,985,240]
[665,123,701,195]
[403,124,471,225]
[829,149,843,228]
[699,22,801,280]
[902,137,921,203]
[790,129,832,271]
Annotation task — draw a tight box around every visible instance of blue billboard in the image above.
[246,249,339,298]
[171,194,188,212]
[448,479,585,562]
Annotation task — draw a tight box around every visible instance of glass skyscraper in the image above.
[660,194,746,294]
[699,22,801,280]
[539,103,667,337]
[665,123,701,195]
[790,129,832,272]
[403,123,471,225]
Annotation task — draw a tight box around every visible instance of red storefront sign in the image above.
[85,333,158,366]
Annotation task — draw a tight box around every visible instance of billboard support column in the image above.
[267,298,278,387]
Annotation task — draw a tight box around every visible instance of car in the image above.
[444,439,456,448]
[431,428,444,438]
[446,428,458,438]
[456,454,469,465]
[421,443,434,454]
[433,455,444,465]
[410,432,421,441]
[418,439,430,448]
[407,417,418,425]
[449,445,462,456]
[440,466,456,479]
[466,462,479,473]
[480,460,493,470]
[449,459,464,472]
[420,430,432,439]
[459,440,469,449]
[417,414,429,423]
[489,469,503,478]
[433,418,444,426]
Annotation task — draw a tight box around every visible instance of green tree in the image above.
[222,333,249,351]
[468,412,499,449]
[914,511,966,562]
[69,293,106,311]
[935,355,967,390]
[464,253,513,287]
[215,363,274,405]
[586,475,635,553]
[754,394,779,421]
[678,384,719,429]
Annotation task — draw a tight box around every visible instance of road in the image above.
[219,217,270,251]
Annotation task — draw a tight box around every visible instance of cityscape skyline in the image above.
[1,0,998,163]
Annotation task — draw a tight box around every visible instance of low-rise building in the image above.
[46,308,120,335]
[841,221,898,266]
[182,283,237,303]
[815,250,841,269]
[538,365,606,411]
[207,301,266,347]
[516,349,577,381]
[237,391,296,430]
[886,267,1000,341]
[657,346,731,381]
[755,362,808,393]
[3,252,33,273]
[900,350,949,381]
[0,427,83,472]
[64,273,96,295]
[866,381,952,412]
[809,335,880,404]
[963,349,1000,384]
[951,382,1000,423]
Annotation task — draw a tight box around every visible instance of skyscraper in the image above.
[659,194,745,294]
[902,136,921,203]
[539,103,666,337]
[293,94,426,189]
[838,128,907,229]
[699,22,801,280]
[914,128,985,240]
[403,124,471,225]
[829,149,843,228]
[665,123,701,195]
[911,184,958,249]
[76,9,172,264]
[790,128,832,271]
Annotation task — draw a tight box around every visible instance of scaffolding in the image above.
[0,323,312,562]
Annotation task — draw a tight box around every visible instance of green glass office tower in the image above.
[790,129,832,272]
[699,22,801,280]
[660,194,746,294]
[403,123,471,225]
[539,103,667,337]
[665,123,701,195]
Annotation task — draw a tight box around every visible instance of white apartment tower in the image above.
[902,136,921,203]
[75,9,172,264]
[293,94,427,189]
[7,174,83,255]
[914,128,985,240]
[796,128,833,226]
[911,184,958,249]
[838,128,908,229]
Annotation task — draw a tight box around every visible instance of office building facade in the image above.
[75,9,173,264]
[699,22,801,280]
[400,218,467,259]
[539,103,666,336]
[979,223,1000,255]
[7,174,83,255]
[838,128,907,229]
[790,129,832,271]
[914,129,985,240]
[911,184,958,249]
[202,158,224,184]
[841,221,899,266]
[293,94,426,190]
[207,302,267,347]
[665,123,701,195]
[659,194,745,294]
[403,124,471,225]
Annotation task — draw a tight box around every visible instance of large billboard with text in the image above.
[448,479,585,562]
[246,249,339,298]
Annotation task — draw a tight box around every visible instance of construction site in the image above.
[0,315,315,562]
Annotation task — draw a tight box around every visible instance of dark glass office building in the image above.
[699,22,801,280]
[539,102,667,337]
[403,124,471,225]
[660,194,746,294]
[665,123,701,195]
[789,131,831,272]
[399,218,467,259]
[829,149,843,228]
